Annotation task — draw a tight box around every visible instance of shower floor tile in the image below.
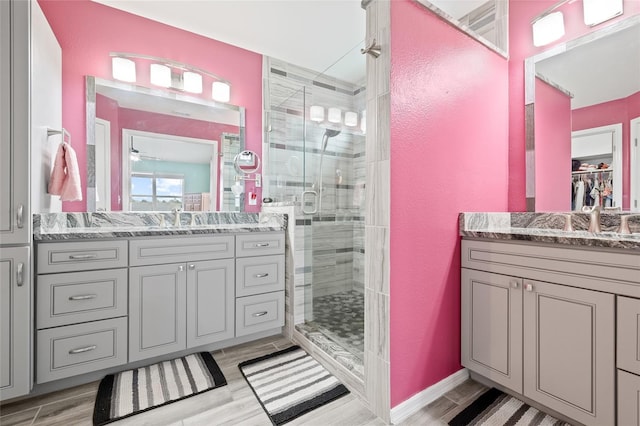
[296,290,365,379]
[312,290,365,354]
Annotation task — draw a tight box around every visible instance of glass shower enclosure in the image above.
[264,42,366,377]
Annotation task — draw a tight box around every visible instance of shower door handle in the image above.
[302,190,318,215]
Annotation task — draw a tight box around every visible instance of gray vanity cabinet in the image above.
[128,235,236,362]
[0,247,31,400]
[617,296,640,426]
[461,269,522,392]
[129,263,188,362]
[461,239,619,426]
[522,279,614,426]
[35,241,129,383]
[186,259,235,348]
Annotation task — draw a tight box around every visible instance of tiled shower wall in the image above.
[263,57,366,318]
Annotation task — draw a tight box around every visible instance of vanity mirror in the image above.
[86,76,246,212]
[525,15,640,212]
[234,150,260,174]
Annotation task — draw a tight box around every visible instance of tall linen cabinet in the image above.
[0,0,61,401]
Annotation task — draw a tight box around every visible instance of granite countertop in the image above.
[460,212,640,251]
[34,212,287,241]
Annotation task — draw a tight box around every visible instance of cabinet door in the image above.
[618,296,640,376]
[619,369,640,426]
[461,269,522,393]
[0,0,30,245]
[186,259,234,348]
[0,247,31,401]
[523,280,614,426]
[129,263,186,362]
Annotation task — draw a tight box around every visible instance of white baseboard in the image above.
[390,368,469,424]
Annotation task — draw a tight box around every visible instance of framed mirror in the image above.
[525,15,640,212]
[415,0,508,57]
[86,76,246,212]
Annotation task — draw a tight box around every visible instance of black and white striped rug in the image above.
[449,388,572,426]
[93,352,226,425]
[239,345,350,425]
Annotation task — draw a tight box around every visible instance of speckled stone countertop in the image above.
[460,212,640,251]
[33,212,287,241]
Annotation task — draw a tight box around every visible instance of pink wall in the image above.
[390,0,509,407]
[38,0,263,212]
[508,0,640,211]
[534,78,572,211]
[572,91,640,209]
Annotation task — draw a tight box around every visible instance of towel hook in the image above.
[47,127,71,145]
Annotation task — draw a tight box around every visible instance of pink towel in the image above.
[48,143,82,202]
[48,143,66,195]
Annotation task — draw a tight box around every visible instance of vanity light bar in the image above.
[110,52,231,102]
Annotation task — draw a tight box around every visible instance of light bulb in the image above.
[150,64,171,87]
[328,108,341,124]
[112,57,136,83]
[212,81,231,102]
[183,71,203,94]
[345,111,358,127]
[532,12,565,47]
[310,106,325,122]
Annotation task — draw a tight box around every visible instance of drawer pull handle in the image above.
[255,243,270,247]
[525,283,534,292]
[69,345,97,354]
[17,263,24,286]
[69,294,97,301]
[69,254,98,260]
[510,281,519,289]
[255,273,269,278]
[253,311,268,317]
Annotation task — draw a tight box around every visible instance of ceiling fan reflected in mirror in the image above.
[130,140,161,162]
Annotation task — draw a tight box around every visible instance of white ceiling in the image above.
[93,1,639,109]
[92,0,367,83]
[535,22,640,109]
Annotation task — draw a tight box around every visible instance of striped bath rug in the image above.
[449,388,572,426]
[239,345,350,425]
[92,352,226,425]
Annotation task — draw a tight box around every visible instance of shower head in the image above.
[320,128,341,153]
[324,129,341,138]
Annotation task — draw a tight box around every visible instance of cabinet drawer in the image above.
[618,296,640,375]
[236,291,284,337]
[236,255,284,297]
[236,232,285,258]
[36,317,127,383]
[37,240,128,273]
[130,235,234,266]
[37,269,128,329]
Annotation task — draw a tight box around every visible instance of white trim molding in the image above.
[390,368,470,424]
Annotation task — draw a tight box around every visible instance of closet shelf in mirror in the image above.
[572,169,613,175]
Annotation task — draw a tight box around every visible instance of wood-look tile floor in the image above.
[0,335,487,426]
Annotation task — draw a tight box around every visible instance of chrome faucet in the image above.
[172,208,182,227]
[618,214,640,234]
[582,205,601,233]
